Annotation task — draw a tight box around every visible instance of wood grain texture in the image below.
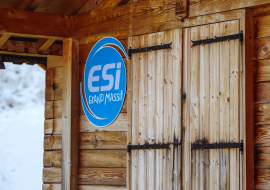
[78,168,126,185]
[255,125,270,146]
[254,5,270,18]
[45,84,63,101]
[43,167,61,183]
[255,147,270,169]
[79,113,127,132]
[254,59,270,82]
[42,184,61,190]
[255,169,270,189]
[44,135,62,150]
[254,82,270,104]
[79,150,126,168]
[44,118,62,134]
[42,184,125,190]
[47,56,63,69]
[254,103,270,125]
[253,37,270,60]
[45,100,63,119]
[79,132,127,149]
[254,14,270,38]
[44,150,62,167]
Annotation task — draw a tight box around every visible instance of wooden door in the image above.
[128,29,183,190]
[182,20,244,190]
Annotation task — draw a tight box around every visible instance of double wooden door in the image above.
[128,20,244,190]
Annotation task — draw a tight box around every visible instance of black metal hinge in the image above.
[191,31,243,47]
[191,140,244,154]
[128,42,172,58]
[127,141,181,154]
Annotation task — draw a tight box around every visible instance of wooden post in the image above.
[62,39,80,190]
[240,9,254,190]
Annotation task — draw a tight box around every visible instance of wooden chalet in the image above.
[1,0,270,189]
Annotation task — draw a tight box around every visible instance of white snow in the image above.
[0,63,45,190]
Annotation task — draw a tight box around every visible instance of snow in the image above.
[0,63,45,190]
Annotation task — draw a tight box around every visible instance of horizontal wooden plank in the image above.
[53,67,63,85]
[43,184,126,190]
[0,8,71,38]
[254,83,270,104]
[254,15,270,38]
[78,168,126,185]
[42,184,61,190]
[44,135,62,150]
[44,118,62,134]
[79,150,126,168]
[45,100,63,119]
[254,59,270,82]
[254,5,270,18]
[44,150,62,167]
[79,39,128,63]
[255,169,270,189]
[0,40,62,57]
[255,147,270,169]
[45,84,63,101]
[255,125,270,146]
[79,132,127,149]
[43,167,61,183]
[46,68,54,86]
[79,113,127,132]
[79,30,129,45]
[254,37,270,60]
[47,56,63,69]
[255,103,270,125]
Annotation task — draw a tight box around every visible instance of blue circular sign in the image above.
[80,37,128,127]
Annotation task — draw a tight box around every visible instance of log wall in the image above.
[254,5,270,190]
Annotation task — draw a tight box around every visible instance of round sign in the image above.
[80,37,128,127]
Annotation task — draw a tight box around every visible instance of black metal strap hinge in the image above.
[191,140,244,154]
[128,42,172,58]
[127,141,181,154]
[191,31,243,47]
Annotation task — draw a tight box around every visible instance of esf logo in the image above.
[80,37,127,127]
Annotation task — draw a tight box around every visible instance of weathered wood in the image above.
[78,186,126,190]
[254,14,270,38]
[79,113,127,132]
[44,135,62,150]
[255,147,270,169]
[254,59,270,82]
[0,33,11,46]
[43,167,61,183]
[255,169,270,189]
[79,150,126,168]
[47,56,63,69]
[254,83,270,104]
[44,118,62,134]
[254,103,270,125]
[62,39,80,190]
[78,168,126,185]
[44,150,62,167]
[0,8,71,38]
[0,40,63,57]
[46,68,54,86]
[79,132,127,149]
[42,184,61,190]
[45,100,63,119]
[253,37,270,60]
[45,84,63,101]
[53,67,63,85]
[255,125,270,146]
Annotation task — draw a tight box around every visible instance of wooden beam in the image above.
[64,0,90,16]
[94,0,128,10]
[38,38,57,51]
[0,8,71,38]
[62,39,80,190]
[0,33,11,46]
[17,0,44,11]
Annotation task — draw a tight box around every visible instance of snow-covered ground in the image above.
[0,63,45,190]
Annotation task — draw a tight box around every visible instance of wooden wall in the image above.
[253,5,270,190]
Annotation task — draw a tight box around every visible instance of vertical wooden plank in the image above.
[127,36,133,190]
[131,35,140,190]
[209,22,220,190]
[155,31,165,190]
[147,32,157,190]
[190,26,200,190]
[229,20,240,190]
[138,34,147,190]
[164,29,173,190]
[62,39,80,190]
[182,28,191,190]
[199,24,210,190]
[172,29,182,190]
[219,21,230,190]
[240,9,254,190]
